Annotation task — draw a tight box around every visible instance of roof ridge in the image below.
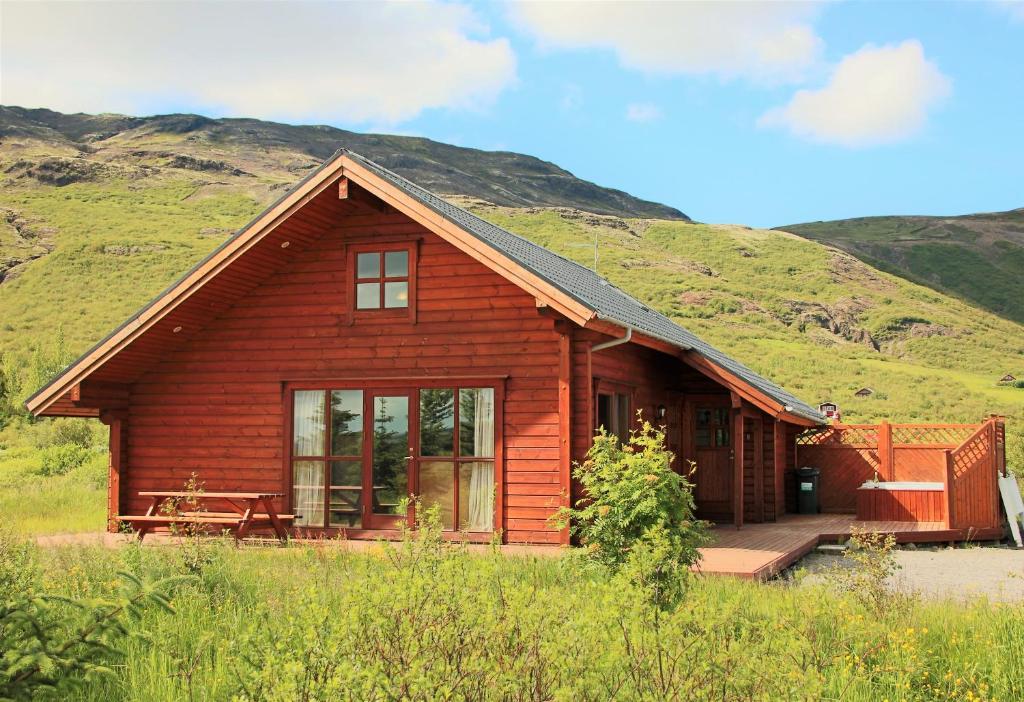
[343,150,658,310]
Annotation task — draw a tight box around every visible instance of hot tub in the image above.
[856,481,946,522]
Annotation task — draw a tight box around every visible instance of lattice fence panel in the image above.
[891,424,977,447]
[796,425,878,448]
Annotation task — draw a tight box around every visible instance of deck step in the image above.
[815,543,848,554]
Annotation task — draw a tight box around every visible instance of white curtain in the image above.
[468,388,494,531]
[293,461,324,527]
[293,391,325,528]
[293,390,325,456]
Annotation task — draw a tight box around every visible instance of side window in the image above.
[597,391,631,445]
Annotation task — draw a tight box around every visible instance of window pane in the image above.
[329,460,362,528]
[372,396,409,515]
[356,282,380,309]
[616,393,630,444]
[292,460,324,528]
[419,460,455,530]
[696,409,711,427]
[384,281,408,308]
[292,390,325,456]
[696,428,711,447]
[715,409,730,426]
[419,389,454,457]
[459,388,495,457]
[459,461,493,532]
[357,252,380,279]
[715,428,731,447]
[597,394,611,433]
[384,250,408,277]
[330,390,363,456]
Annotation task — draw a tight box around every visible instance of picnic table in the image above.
[117,491,293,542]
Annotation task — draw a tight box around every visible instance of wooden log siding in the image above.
[124,211,565,544]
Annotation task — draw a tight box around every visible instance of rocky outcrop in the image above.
[165,154,249,176]
[1,208,55,283]
[790,298,879,350]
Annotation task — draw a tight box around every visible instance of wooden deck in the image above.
[698,513,1004,580]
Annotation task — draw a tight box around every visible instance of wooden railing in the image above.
[797,418,1006,523]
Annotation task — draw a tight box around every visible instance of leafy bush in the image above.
[556,419,708,610]
[37,443,92,477]
[830,528,903,613]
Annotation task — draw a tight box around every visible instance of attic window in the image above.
[348,242,417,321]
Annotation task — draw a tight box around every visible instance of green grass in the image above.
[782,212,1024,325]
[0,449,107,535]
[0,176,264,355]
[8,534,1022,701]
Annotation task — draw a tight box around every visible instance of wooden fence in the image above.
[796,417,1006,530]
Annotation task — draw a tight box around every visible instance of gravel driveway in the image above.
[798,546,1024,602]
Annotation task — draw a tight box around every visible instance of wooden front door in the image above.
[685,398,734,522]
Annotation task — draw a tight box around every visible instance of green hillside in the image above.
[0,108,1021,465]
[778,210,1024,325]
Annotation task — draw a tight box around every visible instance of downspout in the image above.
[591,326,631,352]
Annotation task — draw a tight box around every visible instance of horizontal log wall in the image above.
[124,207,564,544]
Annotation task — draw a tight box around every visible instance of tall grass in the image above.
[20,533,1024,702]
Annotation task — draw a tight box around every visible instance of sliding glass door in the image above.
[290,384,495,533]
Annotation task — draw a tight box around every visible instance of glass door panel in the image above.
[420,460,455,529]
[329,460,362,528]
[293,460,325,528]
[459,462,493,532]
[369,394,410,523]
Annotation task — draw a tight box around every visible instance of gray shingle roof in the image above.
[346,150,824,423]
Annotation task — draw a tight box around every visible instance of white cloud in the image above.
[0,1,516,125]
[510,1,823,83]
[625,103,663,123]
[991,1,1024,22]
[758,40,951,147]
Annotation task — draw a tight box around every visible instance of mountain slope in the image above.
[0,107,1021,456]
[0,106,686,220]
[778,209,1024,325]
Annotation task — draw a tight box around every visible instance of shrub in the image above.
[831,528,903,612]
[556,418,708,610]
[36,443,92,476]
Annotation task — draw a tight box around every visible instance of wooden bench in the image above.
[118,491,292,542]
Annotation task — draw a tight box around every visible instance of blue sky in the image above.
[3,1,1022,226]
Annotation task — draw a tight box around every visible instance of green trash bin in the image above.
[797,467,821,514]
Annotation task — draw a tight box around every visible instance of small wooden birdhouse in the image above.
[854,387,874,397]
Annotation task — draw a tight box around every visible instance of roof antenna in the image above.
[567,229,599,272]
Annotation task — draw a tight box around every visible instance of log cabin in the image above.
[26,150,827,545]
